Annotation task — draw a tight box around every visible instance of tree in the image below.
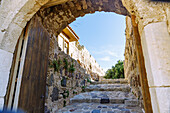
[104,60,124,79]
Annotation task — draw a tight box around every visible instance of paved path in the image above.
[56,80,144,113]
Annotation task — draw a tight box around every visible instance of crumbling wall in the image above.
[45,36,91,112]
[124,16,143,107]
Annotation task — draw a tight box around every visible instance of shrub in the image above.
[104,60,124,79]
[50,58,62,72]
[69,64,75,73]
[63,58,68,70]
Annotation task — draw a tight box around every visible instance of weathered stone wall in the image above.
[124,16,143,107]
[68,41,105,78]
[45,36,91,112]
[36,0,129,37]
[0,0,170,112]
[122,0,170,34]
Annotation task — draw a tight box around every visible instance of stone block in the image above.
[100,98,110,104]
[0,98,4,110]
[91,98,100,103]
[110,99,124,104]
[149,87,170,113]
[76,81,79,87]
[0,22,23,53]
[0,49,13,97]
[141,22,170,87]
[92,109,100,113]
[61,77,67,87]
[47,74,54,86]
[125,100,138,107]
[50,86,59,102]
[13,1,41,28]
[70,98,86,103]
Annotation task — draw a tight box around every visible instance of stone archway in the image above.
[0,0,170,113]
[29,1,153,112]
[0,0,129,53]
[37,0,129,35]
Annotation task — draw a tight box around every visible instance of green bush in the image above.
[53,60,59,72]
[104,60,124,79]
[81,86,86,92]
[50,59,62,72]
[63,58,68,70]
[69,64,75,73]
[87,78,92,83]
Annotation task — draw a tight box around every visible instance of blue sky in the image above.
[69,12,126,72]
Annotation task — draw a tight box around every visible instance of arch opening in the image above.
[1,0,154,113]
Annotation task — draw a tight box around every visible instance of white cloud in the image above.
[99,56,111,61]
[105,50,118,57]
[91,50,118,58]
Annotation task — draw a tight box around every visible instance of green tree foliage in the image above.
[104,60,124,79]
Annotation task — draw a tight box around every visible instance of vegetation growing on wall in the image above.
[104,60,124,79]
[87,78,92,83]
[69,63,75,73]
[63,58,68,70]
[50,58,62,72]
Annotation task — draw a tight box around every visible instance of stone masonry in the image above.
[0,0,170,112]
[45,36,91,112]
[124,16,143,107]
[56,79,144,113]
[36,0,129,36]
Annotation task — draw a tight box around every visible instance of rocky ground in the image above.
[56,79,144,113]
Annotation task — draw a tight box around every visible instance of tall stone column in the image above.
[141,22,170,113]
[0,49,13,109]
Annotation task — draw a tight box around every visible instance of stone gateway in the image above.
[0,0,170,113]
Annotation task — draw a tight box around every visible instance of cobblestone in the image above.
[70,91,136,104]
[56,81,144,113]
[56,103,143,113]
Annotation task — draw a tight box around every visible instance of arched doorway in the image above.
[1,0,170,113]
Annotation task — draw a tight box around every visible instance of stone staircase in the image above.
[56,79,144,113]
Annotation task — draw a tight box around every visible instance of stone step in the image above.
[57,103,144,113]
[91,79,128,85]
[70,98,139,106]
[85,84,131,92]
[70,91,138,106]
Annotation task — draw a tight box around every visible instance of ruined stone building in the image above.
[0,0,170,113]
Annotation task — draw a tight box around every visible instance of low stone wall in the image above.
[45,37,91,112]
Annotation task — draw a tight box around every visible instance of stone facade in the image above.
[45,36,91,112]
[124,16,143,107]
